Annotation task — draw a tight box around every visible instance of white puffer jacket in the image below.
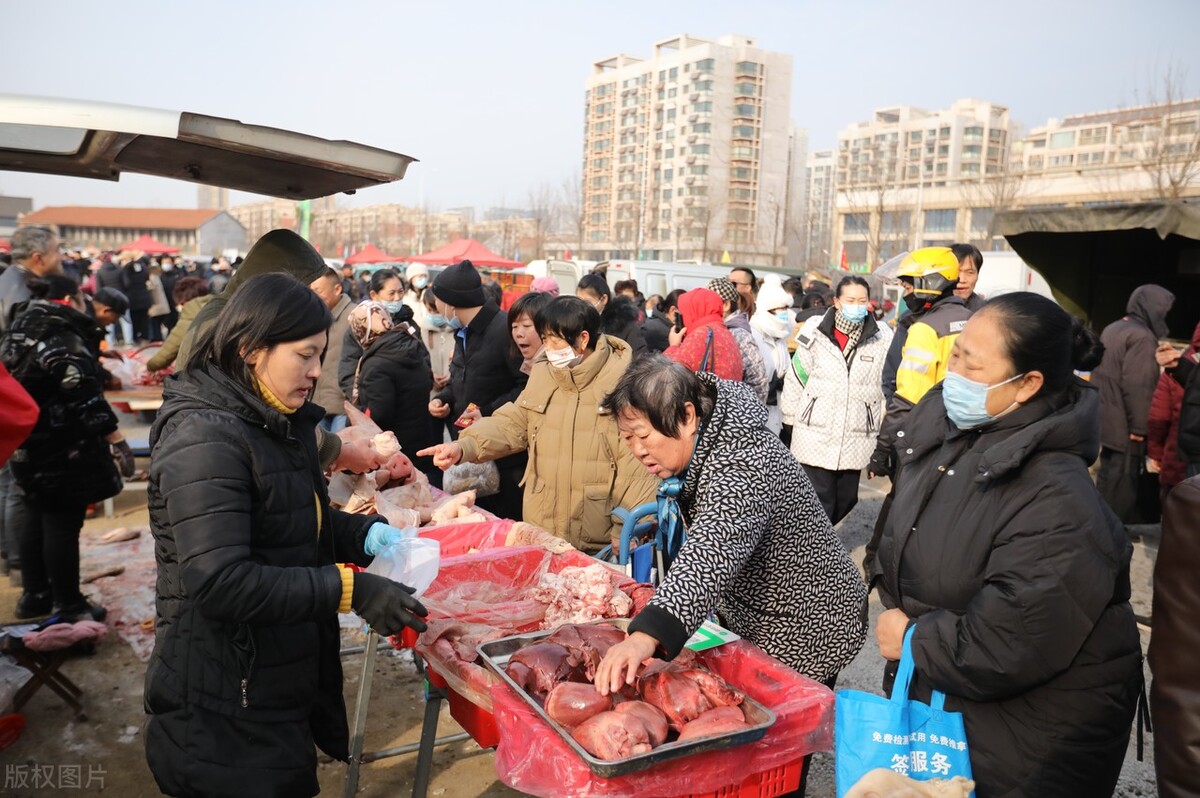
[781,309,892,471]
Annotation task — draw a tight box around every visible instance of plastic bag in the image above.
[443,460,501,497]
[491,639,835,797]
[415,619,515,710]
[0,655,32,711]
[365,536,441,597]
[373,490,422,528]
[420,546,551,629]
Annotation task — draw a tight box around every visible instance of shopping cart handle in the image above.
[611,502,659,566]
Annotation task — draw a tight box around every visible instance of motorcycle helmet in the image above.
[896,247,959,314]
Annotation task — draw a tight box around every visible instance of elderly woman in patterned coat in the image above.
[595,355,867,691]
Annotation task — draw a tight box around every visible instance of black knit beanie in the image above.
[432,260,485,308]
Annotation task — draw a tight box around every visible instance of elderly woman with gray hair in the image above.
[595,355,867,686]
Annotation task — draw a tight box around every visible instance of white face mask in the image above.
[545,345,581,369]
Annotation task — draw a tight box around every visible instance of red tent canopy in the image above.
[345,243,399,265]
[118,234,179,254]
[408,238,522,269]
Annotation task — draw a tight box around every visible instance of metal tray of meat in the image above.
[477,620,776,778]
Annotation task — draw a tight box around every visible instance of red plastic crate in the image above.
[684,758,804,798]
[424,663,499,748]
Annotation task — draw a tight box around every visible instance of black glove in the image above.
[780,424,793,448]
[351,572,428,636]
[111,440,136,478]
[868,445,894,479]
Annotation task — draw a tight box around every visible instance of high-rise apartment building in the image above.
[1015,98,1200,202]
[833,99,1016,268]
[581,34,799,264]
[803,149,837,271]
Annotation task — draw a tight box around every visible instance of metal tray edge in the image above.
[476,622,776,779]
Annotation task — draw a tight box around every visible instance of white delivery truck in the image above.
[524,258,738,298]
[975,250,1058,303]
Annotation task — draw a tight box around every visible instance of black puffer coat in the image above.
[144,363,380,798]
[601,295,647,357]
[352,319,440,483]
[0,301,121,506]
[120,259,153,312]
[432,300,527,425]
[876,381,1142,798]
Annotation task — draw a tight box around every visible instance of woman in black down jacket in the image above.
[872,293,1141,797]
[1,275,132,621]
[348,300,441,487]
[144,274,427,798]
[576,272,647,357]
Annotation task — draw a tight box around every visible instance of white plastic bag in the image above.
[365,536,441,597]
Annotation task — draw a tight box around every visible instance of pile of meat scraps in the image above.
[504,623,752,761]
[530,564,634,630]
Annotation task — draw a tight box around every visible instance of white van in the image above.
[525,258,736,298]
[975,251,1057,303]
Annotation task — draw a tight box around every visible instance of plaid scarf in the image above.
[833,309,864,360]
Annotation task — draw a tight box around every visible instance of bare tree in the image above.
[957,158,1027,244]
[560,173,586,258]
[1138,61,1200,202]
[525,183,555,261]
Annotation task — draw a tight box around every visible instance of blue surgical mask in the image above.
[942,371,1026,430]
[428,313,450,329]
[381,300,404,316]
[839,304,869,324]
[412,276,428,290]
[447,313,464,331]
[774,310,792,324]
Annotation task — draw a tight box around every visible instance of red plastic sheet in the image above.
[491,640,835,798]
[418,520,513,559]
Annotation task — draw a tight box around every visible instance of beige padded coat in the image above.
[457,334,657,552]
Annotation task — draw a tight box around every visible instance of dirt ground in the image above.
[0,470,1163,797]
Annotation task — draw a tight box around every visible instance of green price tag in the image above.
[684,620,740,652]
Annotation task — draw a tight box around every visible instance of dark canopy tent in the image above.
[996,201,1200,339]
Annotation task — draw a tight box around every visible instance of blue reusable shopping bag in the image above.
[834,626,975,796]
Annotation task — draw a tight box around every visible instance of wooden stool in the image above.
[1,635,89,721]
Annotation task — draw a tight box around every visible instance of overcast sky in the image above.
[3,0,1198,213]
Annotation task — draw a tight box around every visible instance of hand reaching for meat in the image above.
[332,436,387,474]
[594,631,658,696]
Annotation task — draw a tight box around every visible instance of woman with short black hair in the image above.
[145,273,427,798]
[419,296,657,552]
[871,293,1141,796]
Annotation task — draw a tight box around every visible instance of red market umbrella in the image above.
[118,234,179,255]
[408,238,523,269]
[345,243,399,265]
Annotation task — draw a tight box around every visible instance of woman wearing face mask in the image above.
[403,263,431,325]
[418,297,657,553]
[662,287,743,381]
[872,293,1141,797]
[640,289,683,354]
[419,287,454,396]
[337,269,408,403]
[347,301,441,487]
[780,276,892,525]
[748,275,793,433]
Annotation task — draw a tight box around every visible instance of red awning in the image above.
[408,238,523,269]
[345,243,400,264]
[118,234,179,254]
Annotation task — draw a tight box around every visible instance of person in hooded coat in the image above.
[873,294,1141,798]
[663,287,743,381]
[348,301,441,487]
[749,276,793,433]
[706,278,768,403]
[143,274,427,798]
[1092,283,1175,524]
[576,273,647,357]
